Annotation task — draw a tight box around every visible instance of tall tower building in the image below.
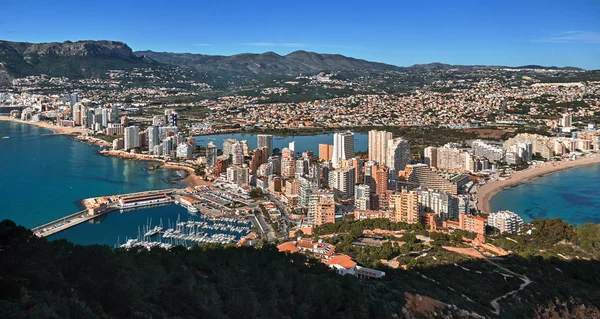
[386,137,410,173]
[332,131,354,168]
[328,167,355,200]
[206,142,218,168]
[231,141,244,165]
[561,113,573,127]
[257,134,273,157]
[124,126,140,150]
[222,139,237,159]
[311,192,336,226]
[368,130,393,165]
[101,108,109,128]
[319,144,334,161]
[424,146,438,168]
[355,184,371,210]
[392,190,419,224]
[148,126,159,153]
[111,104,120,123]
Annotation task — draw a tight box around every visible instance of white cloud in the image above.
[192,43,211,47]
[539,31,600,44]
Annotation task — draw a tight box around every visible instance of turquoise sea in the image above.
[0,121,186,230]
[3,120,598,246]
[0,122,368,245]
[489,164,600,224]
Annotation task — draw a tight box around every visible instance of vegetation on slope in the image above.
[1,219,599,318]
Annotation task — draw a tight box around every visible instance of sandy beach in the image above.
[100,150,210,187]
[0,116,89,135]
[477,155,600,214]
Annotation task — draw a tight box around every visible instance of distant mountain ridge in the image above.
[408,62,583,71]
[134,50,401,76]
[0,40,152,80]
[0,39,586,82]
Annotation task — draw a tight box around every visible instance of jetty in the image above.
[32,189,177,238]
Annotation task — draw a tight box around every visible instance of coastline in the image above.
[477,155,600,214]
[0,116,89,135]
[100,150,210,187]
[1,117,208,188]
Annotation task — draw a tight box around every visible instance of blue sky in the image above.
[2,0,599,69]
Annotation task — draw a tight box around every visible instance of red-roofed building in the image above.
[326,254,357,275]
[277,239,336,259]
[277,242,300,254]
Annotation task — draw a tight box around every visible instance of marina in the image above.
[118,215,252,250]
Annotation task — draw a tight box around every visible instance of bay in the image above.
[489,164,600,224]
[0,121,186,229]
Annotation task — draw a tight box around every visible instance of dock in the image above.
[32,189,177,238]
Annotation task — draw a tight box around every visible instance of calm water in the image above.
[49,204,247,246]
[489,164,600,224]
[194,132,369,154]
[0,121,185,229]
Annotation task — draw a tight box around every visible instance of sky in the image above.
[1,0,599,69]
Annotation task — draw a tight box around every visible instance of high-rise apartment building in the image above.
[124,126,140,150]
[328,167,355,200]
[416,188,459,220]
[319,144,334,161]
[268,155,281,175]
[231,141,244,165]
[281,156,296,178]
[391,190,419,224]
[311,192,336,226]
[368,130,392,165]
[332,131,354,168]
[249,147,268,175]
[405,164,458,195]
[176,143,193,159]
[222,139,237,158]
[257,134,273,157]
[459,213,486,235]
[355,184,371,210]
[226,165,249,187]
[386,137,410,173]
[424,146,438,168]
[206,142,218,168]
[148,126,159,153]
[487,210,523,233]
[561,113,572,127]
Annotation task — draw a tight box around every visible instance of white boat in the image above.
[2,136,9,139]
[187,206,199,213]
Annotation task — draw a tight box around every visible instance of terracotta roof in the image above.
[473,216,487,222]
[326,255,357,269]
[277,242,299,253]
[296,240,314,249]
[181,196,200,204]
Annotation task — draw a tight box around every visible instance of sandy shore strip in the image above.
[477,155,600,214]
[163,163,212,187]
[0,116,89,135]
[100,150,211,187]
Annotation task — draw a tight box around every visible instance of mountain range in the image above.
[0,39,585,82]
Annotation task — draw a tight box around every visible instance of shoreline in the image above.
[477,155,600,214]
[99,150,210,187]
[1,117,208,188]
[0,116,89,135]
